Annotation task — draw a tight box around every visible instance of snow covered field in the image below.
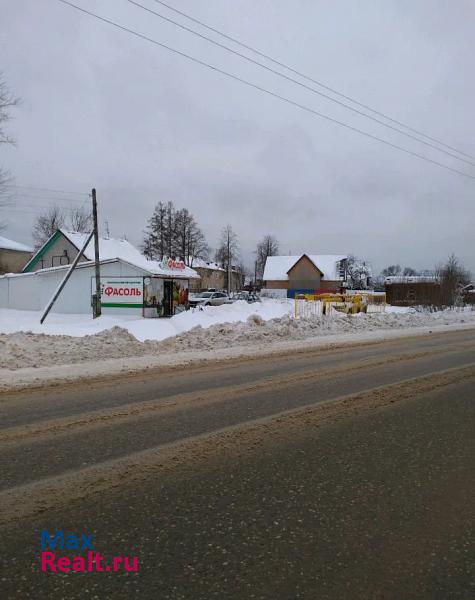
[0,301,474,376]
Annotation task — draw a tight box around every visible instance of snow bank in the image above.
[0,300,292,342]
[0,303,474,374]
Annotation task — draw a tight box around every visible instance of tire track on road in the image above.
[1,364,474,525]
[1,342,473,447]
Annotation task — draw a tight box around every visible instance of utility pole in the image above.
[227,231,231,294]
[92,188,101,318]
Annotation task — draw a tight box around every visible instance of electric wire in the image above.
[150,0,474,161]
[128,0,475,168]
[4,184,89,196]
[55,0,475,181]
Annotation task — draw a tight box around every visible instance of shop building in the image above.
[0,230,199,317]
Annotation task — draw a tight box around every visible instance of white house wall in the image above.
[0,272,40,311]
[0,260,149,315]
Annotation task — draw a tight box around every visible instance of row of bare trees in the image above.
[32,205,92,247]
[142,201,208,266]
[142,202,283,289]
[0,73,20,231]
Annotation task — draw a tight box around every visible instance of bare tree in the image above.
[142,201,168,260]
[216,225,240,292]
[237,261,249,288]
[255,234,279,280]
[32,206,66,248]
[0,75,19,146]
[0,74,20,230]
[381,264,401,277]
[69,206,92,233]
[142,201,209,264]
[32,204,92,248]
[438,254,471,306]
[403,266,418,276]
[173,208,209,265]
[0,169,11,232]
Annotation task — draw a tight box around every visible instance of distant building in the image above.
[189,259,242,293]
[0,235,33,274]
[384,276,441,306]
[262,254,348,298]
[462,283,475,305]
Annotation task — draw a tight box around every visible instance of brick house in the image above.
[189,259,242,293]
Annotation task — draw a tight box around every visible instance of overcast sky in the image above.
[2,0,474,274]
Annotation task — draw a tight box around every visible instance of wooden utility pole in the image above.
[227,231,231,294]
[92,188,102,318]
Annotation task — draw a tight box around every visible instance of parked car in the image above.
[231,292,262,303]
[188,291,231,307]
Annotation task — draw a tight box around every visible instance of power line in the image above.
[9,203,88,211]
[150,0,474,161]
[4,184,89,196]
[56,0,475,181]
[7,207,87,216]
[8,193,88,205]
[128,0,475,169]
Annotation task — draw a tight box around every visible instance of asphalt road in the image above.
[1,328,474,599]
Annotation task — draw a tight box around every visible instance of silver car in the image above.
[188,291,230,307]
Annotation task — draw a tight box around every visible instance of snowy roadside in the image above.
[0,300,291,341]
[0,302,474,392]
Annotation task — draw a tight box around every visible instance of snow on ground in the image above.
[0,300,291,341]
[0,301,474,373]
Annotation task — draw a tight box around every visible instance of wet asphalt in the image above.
[1,329,474,599]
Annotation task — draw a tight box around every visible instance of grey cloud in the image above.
[1,0,474,275]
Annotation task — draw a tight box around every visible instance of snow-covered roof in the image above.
[385,276,438,284]
[263,254,347,281]
[0,256,200,280]
[187,258,240,272]
[61,230,141,263]
[61,231,199,279]
[190,258,225,271]
[24,229,198,279]
[0,235,33,253]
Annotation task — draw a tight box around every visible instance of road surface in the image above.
[1,328,474,599]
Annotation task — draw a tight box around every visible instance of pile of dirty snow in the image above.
[159,307,475,352]
[0,304,474,371]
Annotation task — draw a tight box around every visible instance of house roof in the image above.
[263,254,347,281]
[384,276,438,284]
[23,229,199,279]
[190,258,225,272]
[0,235,33,253]
[190,258,240,273]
